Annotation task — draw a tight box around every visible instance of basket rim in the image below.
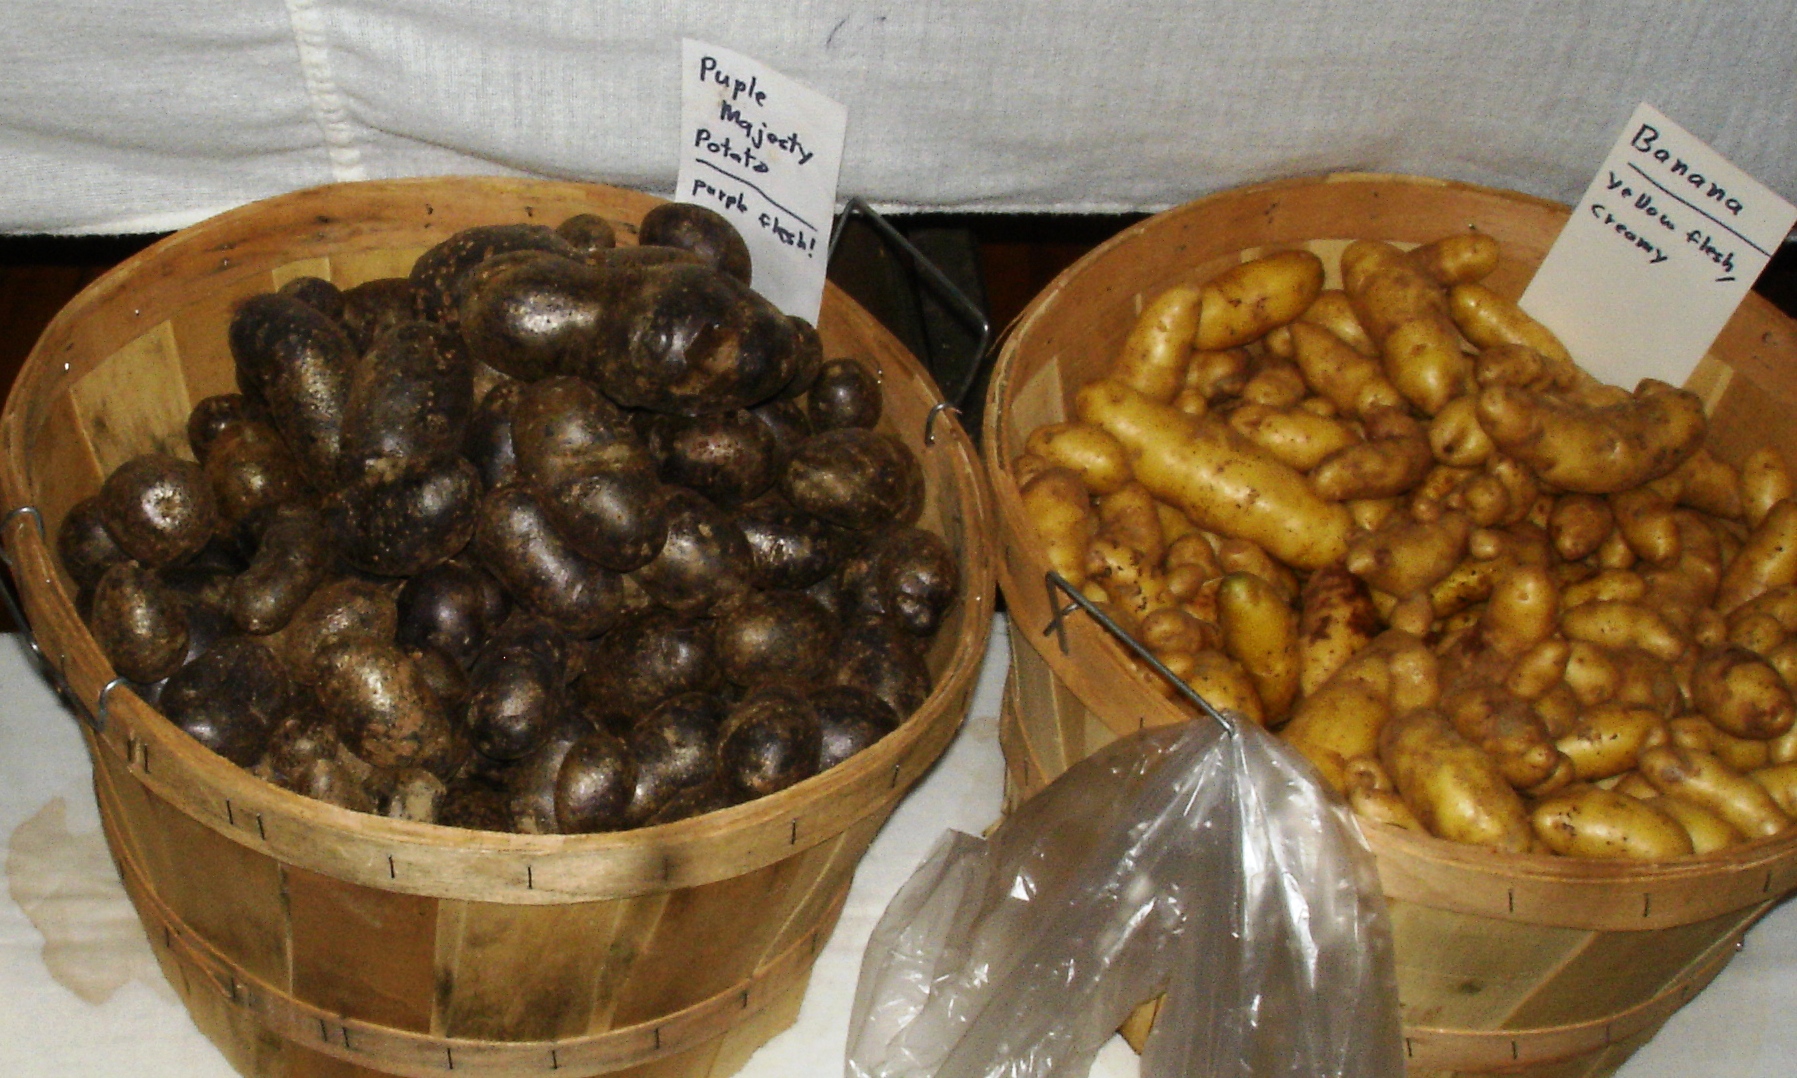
[980,169,1797,898]
[0,175,998,901]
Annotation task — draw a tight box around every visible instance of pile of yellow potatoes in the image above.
[1014,233,1797,859]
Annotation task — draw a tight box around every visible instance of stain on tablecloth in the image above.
[6,796,173,1004]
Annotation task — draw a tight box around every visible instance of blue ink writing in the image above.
[1589,203,1670,265]
[689,178,748,215]
[694,128,770,174]
[718,101,815,166]
[759,212,818,258]
[697,55,768,106]
[1630,124,1746,216]
[1685,229,1737,279]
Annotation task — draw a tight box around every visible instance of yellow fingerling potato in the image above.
[1549,493,1615,561]
[1442,682,1565,790]
[1739,447,1795,529]
[1560,601,1689,663]
[1297,565,1378,696]
[1609,769,1659,800]
[1024,422,1134,496]
[1480,563,1559,658]
[1380,317,1471,418]
[1112,282,1204,403]
[1217,571,1300,722]
[1429,553,1507,619]
[1690,644,1797,740]
[1096,482,1166,566]
[1561,569,1646,610]
[1164,530,1220,575]
[1289,321,1405,416]
[1341,240,1469,415]
[1727,584,1797,633]
[1475,380,1707,495]
[1215,536,1299,603]
[1262,324,1295,359]
[1609,647,1681,716]
[1226,402,1362,472]
[1344,756,1426,831]
[1638,744,1792,839]
[1659,447,1742,520]
[1155,501,1199,544]
[1238,360,1310,409]
[1297,289,1380,357]
[1194,250,1326,350]
[1183,347,1252,403]
[1074,379,1353,570]
[1669,714,1771,773]
[1407,232,1501,286]
[1530,785,1694,860]
[1596,528,1638,570]
[1532,682,1582,739]
[1386,636,1443,713]
[1609,486,1681,567]
[1345,508,1471,597]
[1505,636,1570,700]
[1474,342,1553,390]
[1751,762,1797,816]
[1282,675,1390,793]
[1561,639,1621,707]
[1656,793,1745,853]
[1340,240,1448,326]
[1447,282,1575,368]
[1557,703,1667,781]
[1380,707,1533,852]
[1170,648,1266,725]
[1314,439,1436,505]
[1730,612,1787,655]
[1717,499,1797,615]
[1139,606,1219,656]
[1019,468,1097,588]
[1428,394,1495,468]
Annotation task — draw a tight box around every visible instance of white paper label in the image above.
[675,40,847,323]
[1519,103,1797,388]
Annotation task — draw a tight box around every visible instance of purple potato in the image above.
[229,292,355,478]
[99,453,219,568]
[781,429,923,532]
[470,484,625,637]
[638,201,752,285]
[89,562,189,683]
[807,357,883,431]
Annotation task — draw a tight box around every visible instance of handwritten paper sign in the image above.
[1520,103,1797,388]
[675,40,847,323]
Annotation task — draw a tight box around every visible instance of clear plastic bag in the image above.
[845,714,1402,1078]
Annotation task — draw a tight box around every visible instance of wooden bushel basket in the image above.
[0,177,995,1078]
[981,172,1797,1077]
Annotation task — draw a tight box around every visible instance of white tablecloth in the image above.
[1,2,1794,233]
[3,620,1796,1077]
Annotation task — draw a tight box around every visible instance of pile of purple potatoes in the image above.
[57,203,960,834]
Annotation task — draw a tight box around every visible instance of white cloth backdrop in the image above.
[1,0,1794,234]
